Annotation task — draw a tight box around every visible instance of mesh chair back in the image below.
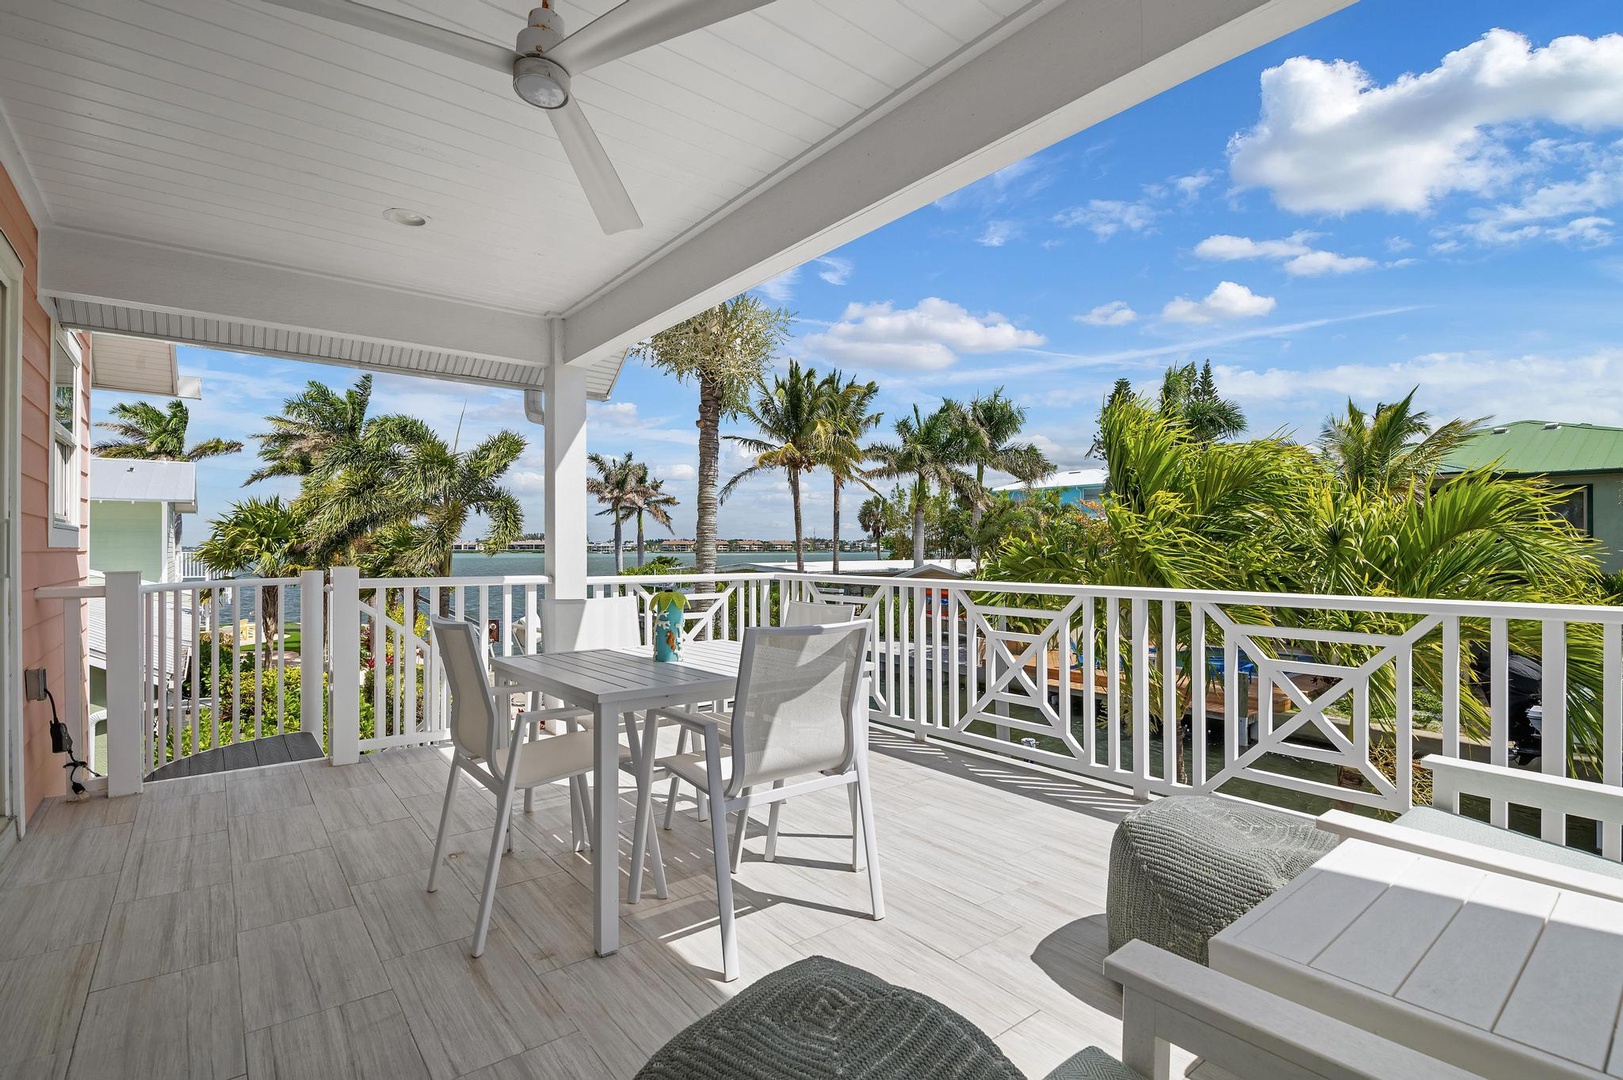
[540,596,642,652]
[430,617,500,762]
[730,621,870,792]
[781,599,860,627]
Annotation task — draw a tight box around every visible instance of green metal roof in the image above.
[1443,420,1623,476]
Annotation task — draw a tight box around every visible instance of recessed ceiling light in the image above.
[383,208,429,227]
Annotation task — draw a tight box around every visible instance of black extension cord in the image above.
[43,687,90,797]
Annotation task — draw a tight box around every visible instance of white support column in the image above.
[329,566,361,766]
[104,571,144,798]
[545,320,589,604]
[298,570,327,765]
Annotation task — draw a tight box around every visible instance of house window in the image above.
[1552,485,1591,535]
[48,330,83,547]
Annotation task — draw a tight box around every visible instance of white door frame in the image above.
[0,228,25,834]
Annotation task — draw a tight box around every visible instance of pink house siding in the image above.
[2,160,91,822]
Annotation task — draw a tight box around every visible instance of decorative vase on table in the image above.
[651,590,687,662]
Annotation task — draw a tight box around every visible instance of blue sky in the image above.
[97,0,1623,542]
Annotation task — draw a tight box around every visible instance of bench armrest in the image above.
[1106,940,1478,1080]
[1422,754,1623,824]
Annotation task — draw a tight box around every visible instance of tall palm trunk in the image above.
[636,510,646,567]
[911,476,927,567]
[831,478,842,575]
[695,376,722,576]
[971,462,986,570]
[789,469,805,573]
[613,517,625,575]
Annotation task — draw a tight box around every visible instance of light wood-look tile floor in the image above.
[0,730,1142,1080]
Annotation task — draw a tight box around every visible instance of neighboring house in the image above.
[88,457,198,583]
[1442,420,1623,573]
[995,466,1108,510]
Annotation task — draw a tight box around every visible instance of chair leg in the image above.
[662,726,689,831]
[847,782,864,872]
[568,775,587,851]
[473,770,520,957]
[628,712,668,903]
[730,788,751,873]
[426,754,462,893]
[764,780,785,863]
[854,754,884,921]
[704,751,738,982]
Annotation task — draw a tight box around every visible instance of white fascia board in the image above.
[39,227,550,369]
[563,0,1353,366]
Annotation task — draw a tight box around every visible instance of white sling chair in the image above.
[658,598,863,832]
[427,617,624,956]
[633,621,884,981]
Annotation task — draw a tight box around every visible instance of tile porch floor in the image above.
[0,729,1141,1079]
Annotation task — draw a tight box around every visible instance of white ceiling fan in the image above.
[262,0,775,234]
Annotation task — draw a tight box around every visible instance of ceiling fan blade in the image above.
[261,0,514,74]
[551,0,774,74]
[548,99,643,234]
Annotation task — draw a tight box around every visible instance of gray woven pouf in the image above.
[1042,1047,1146,1080]
[1106,795,1339,965]
[634,955,1025,1080]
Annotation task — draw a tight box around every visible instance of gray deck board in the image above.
[1,730,1132,1079]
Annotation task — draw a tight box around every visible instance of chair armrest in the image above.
[1106,940,1478,1080]
[1422,755,1623,824]
[648,707,726,734]
[1316,809,1623,903]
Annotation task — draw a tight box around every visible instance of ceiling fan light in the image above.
[513,56,569,109]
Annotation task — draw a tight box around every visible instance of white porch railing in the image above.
[43,567,1623,855]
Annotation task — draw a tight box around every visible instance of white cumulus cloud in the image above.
[1229,30,1623,215]
[590,401,639,427]
[1077,301,1138,327]
[1161,282,1277,324]
[1195,232,1377,276]
[804,298,1046,372]
[656,463,697,482]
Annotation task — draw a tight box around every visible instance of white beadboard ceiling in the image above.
[0,0,1351,395]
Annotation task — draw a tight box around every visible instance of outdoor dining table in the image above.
[490,638,742,958]
[1210,836,1623,1079]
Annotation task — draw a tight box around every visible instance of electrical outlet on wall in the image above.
[23,668,47,701]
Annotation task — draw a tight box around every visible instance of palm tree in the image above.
[625,466,679,567]
[95,399,243,551]
[633,296,792,575]
[309,417,525,581]
[722,360,824,572]
[1158,360,1247,442]
[95,399,243,462]
[194,497,310,643]
[858,494,893,555]
[866,403,977,567]
[248,374,372,483]
[956,389,1052,567]
[816,372,881,574]
[1319,389,1483,497]
[587,452,640,574]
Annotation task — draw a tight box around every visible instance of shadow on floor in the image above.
[1034,913,1122,1019]
[146,731,323,781]
[869,728,1143,826]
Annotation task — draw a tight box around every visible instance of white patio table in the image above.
[490,639,741,958]
[1210,836,1623,1080]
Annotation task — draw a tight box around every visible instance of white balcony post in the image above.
[104,570,144,798]
[544,329,589,603]
[329,566,361,766]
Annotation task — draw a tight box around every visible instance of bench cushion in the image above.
[1108,795,1340,965]
[1395,805,1623,880]
[635,955,1025,1080]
